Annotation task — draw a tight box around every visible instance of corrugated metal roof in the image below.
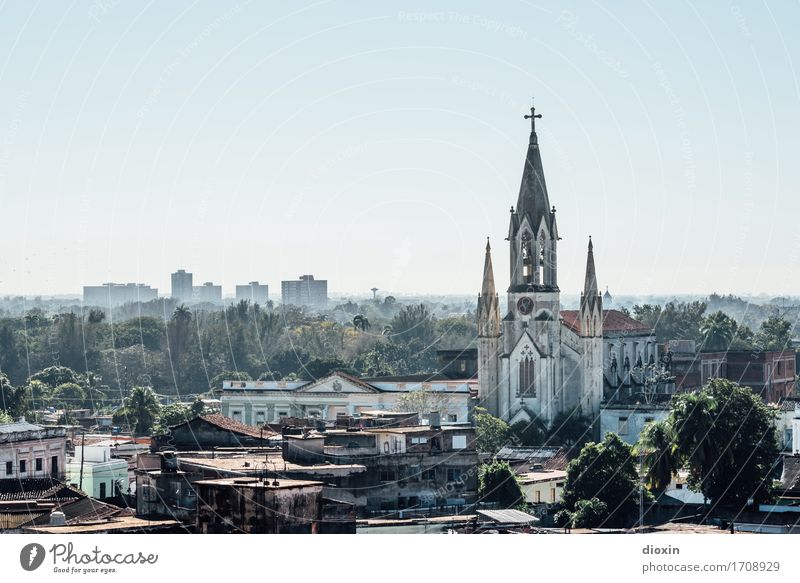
[477,509,538,524]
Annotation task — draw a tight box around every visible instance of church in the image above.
[477,107,658,427]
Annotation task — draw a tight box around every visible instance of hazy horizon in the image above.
[1,2,798,297]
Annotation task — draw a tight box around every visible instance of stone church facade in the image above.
[477,107,657,426]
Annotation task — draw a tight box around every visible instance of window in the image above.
[51,456,59,475]
[644,417,654,425]
[5,461,12,475]
[447,468,462,482]
[277,411,288,419]
[519,356,536,397]
[255,411,266,423]
[452,435,467,450]
[447,414,457,423]
[19,460,26,473]
[676,483,683,490]
[550,488,556,502]
[231,410,242,421]
[535,490,541,503]
[618,417,629,436]
[379,470,396,483]
[35,458,42,472]
[421,469,435,481]
[410,436,428,445]
[99,482,107,498]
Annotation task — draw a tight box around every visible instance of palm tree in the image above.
[119,386,161,435]
[670,391,719,500]
[635,420,680,493]
[353,314,370,332]
[700,311,736,351]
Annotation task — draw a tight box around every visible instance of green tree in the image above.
[0,373,26,418]
[474,407,510,455]
[670,378,779,506]
[51,382,86,409]
[115,386,161,435]
[479,461,524,507]
[635,420,679,493]
[548,409,593,451]
[153,402,194,433]
[510,418,548,446]
[570,497,609,528]
[0,410,12,424]
[753,315,792,351]
[561,433,644,526]
[393,388,456,420]
[29,366,81,389]
[633,301,707,342]
[700,311,737,351]
[389,304,435,344]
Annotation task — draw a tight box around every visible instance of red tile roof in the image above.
[560,309,652,334]
[172,414,275,439]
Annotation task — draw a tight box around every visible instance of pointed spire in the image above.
[481,237,496,298]
[514,101,552,235]
[583,236,598,297]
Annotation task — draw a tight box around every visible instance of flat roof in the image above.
[25,516,180,534]
[518,470,568,484]
[477,509,538,524]
[194,477,323,490]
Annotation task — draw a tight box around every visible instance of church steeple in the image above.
[508,102,558,291]
[580,236,603,336]
[583,236,598,297]
[478,238,500,337]
[481,237,496,298]
[513,103,554,237]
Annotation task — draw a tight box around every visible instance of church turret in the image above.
[477,239,501,416]
[579,237,603,418]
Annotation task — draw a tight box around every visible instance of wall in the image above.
[599,406,669,445]
[0,436,66,480]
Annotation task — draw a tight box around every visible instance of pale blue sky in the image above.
[0,1,798,297]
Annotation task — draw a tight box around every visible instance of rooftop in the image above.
[193,477,323,490]
[477,509,538,525]
[561,309,652,335]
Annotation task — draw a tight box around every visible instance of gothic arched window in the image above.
[518,352,536,398]
[538,233,546,284]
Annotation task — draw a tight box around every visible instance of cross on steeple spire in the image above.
[524,99,542,134]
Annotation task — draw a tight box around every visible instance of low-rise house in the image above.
[151,414,279,451]
[0,420,66,481]
[66,444,129,500]
[195,477,324,533]
[518,469,567,505]
[599,402,670,445]
[495,446,569,475]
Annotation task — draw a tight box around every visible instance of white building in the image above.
[66,445,128,500]
[193,282,222,304]
[599,403,670,445]
[0,420,66,480]
[83,283,158,307]
[236,281,269,305]
[281,275,327,310]
[220,371,473,425]
[171,269,193,302]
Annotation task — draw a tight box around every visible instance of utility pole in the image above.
[78,430,86,492]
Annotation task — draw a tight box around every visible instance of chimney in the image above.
[429,411,441,430]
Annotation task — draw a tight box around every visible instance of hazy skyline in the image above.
[0,2,798,297]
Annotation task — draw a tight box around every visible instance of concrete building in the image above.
[477,110,657,428]
[599,402,670,445]
[196,477,324,533]
[235,281,269,304]
[0,421,66,481]
[193,281,222,304]
[82,283,158,307]
[65,444,128,500]
[519,469,567,505]
[700,350,797,403]
[171,269,193,302]
[151,414,278,451]
[281,274,327,310]
[220,371,472,425]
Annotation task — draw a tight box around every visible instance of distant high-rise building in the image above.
[194,282,222,304]
[171,269,193,302]
[281,275,327,310]
[235,281,269,305]
[83,283,158,307]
